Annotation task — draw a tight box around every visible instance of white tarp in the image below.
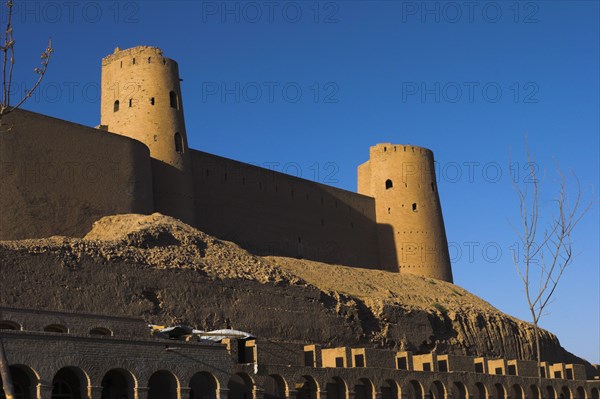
[148,325,254,341]
[197,329,254,342]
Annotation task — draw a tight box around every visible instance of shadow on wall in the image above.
[377,223,399,272]
[0,109,154,240]
[150,158,195,226]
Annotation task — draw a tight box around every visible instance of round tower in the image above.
[100,46,195,224]
[357,143,453,282]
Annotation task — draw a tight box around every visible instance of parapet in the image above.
[368,143,434,159]
[102,45,166,65]
[253,344,597,381]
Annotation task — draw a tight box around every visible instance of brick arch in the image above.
[403,380,424,399]
[296,375,320,399]
[324,376,348,399]
[428,380,447,399]
[227,372,254,399]
[263,374,287,399]
[547,386,558,399]
[189,371,219,399]
[354,377,375,399]
[101,368,137,399]
[576,387,586,399]
[472,382,488,399]
[494,383,506,399]
[562,386,573,399]
[0,365,40,399]
[529,384,542,399]
[381,379,400,399]
[0,320,21,330]
[452,381,468,399]
[511,384,524,399]
[51,366,91,399]
[148,370,179,399]
[44,324,68,333]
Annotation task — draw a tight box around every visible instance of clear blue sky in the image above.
[13,1,599,363]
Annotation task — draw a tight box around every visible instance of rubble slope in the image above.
[0,213,591,373]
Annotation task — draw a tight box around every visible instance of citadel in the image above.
[0,46,597,399]
[1,45,453,282]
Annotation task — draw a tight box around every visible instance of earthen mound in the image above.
[0,213,592,374]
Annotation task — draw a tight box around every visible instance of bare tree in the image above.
[511,142,592,390]
[0,0,53,127]
[0,1,53,398]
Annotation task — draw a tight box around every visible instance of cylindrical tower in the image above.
[100,46,195,224]
[357,143,453,282]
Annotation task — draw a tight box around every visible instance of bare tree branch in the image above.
[0,0,53,126]
[511,139,593,389]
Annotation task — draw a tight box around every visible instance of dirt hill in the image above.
[0,213,592,374]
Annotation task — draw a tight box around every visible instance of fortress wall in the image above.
[0,109,154,240]
[190,150,381,268]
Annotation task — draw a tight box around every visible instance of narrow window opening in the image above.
[384,147,387,152]
[431,182,435,192]
[128,98,132,107]
[438,360,448,372]
[397,357,408,370]
[385,179,393,190]
[163,58,167,65]
[388,208,391,214]
[44,324,67,333]
[169,91,179,109]
[412,203,417,212]
[566,369,573,380]
[540,367,546,378]
[148,57,151,63]
[150,97,155,105]
[113,100,120,112]
[0,321,20,330]
[174,132,184,154]
[89,327,112,336]
[354,354,365,367]
[508,365,517,376]
[132,57,136,65]
[304,351,315,367]
[120,61,122,68]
